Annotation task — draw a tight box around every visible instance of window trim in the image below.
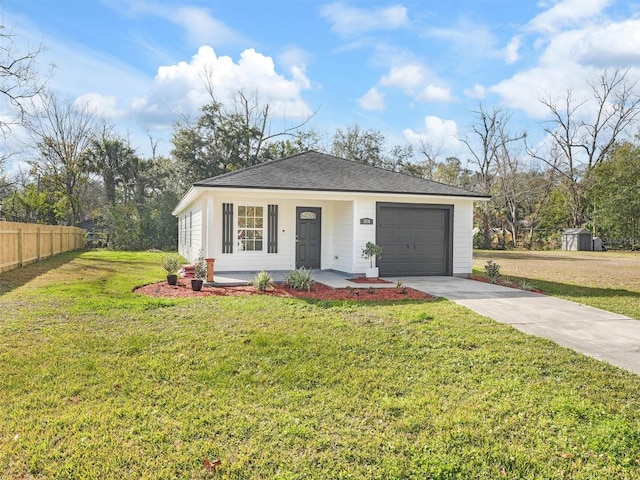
[236,204,265,252]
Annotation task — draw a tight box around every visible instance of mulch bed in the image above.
[135,280,432,301]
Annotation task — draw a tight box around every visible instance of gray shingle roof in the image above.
[194,150,488,198]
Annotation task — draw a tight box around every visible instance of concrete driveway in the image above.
[392,276,640,376]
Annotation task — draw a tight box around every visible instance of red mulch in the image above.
[135,280,432,301]
[347,277,392,284]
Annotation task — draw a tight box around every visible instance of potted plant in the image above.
[361,241,382,278]
[162,253,181,285]
[191,249,207,291]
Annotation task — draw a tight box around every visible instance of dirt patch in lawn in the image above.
[135,280,432,301]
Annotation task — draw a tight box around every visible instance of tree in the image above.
[0,26,49,134]
[263,129,324,159]
[26,91,102,225]
[587,141,640,248]
[0,27,49,189]
[331,125,390,168]
[85,130,139,204]
[530,68,640,227]
[172,91,313,191]
[459,104,526,249]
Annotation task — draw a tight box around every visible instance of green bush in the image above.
[193,249,207,280]
[251,270,274,293]
[484,260,501,284]
[283,267,316,292]
[161,253,181,276]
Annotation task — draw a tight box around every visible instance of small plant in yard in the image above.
[251,270,274,293]
[161,253,180,276]
[361,242,383,267]
[395,281,407,294]
[501,278,514,288]
[519,279,537,291]
[283,267,316,292]
[484,260,502,284]
[193,249,207,280]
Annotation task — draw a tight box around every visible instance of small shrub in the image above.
[193,249,207,280]
[395,281,407,294]
[361,242,383,267]
[161,253,180,276]
[484,260,501,284]
[519,280,537,291]
[501,278,514,288]
[283,267,316,292]
[251,270,274,293]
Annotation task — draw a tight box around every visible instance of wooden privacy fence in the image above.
[0,221,86,274]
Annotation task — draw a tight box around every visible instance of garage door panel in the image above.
[377,204,451,276]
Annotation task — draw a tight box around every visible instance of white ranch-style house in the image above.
[172,151,489,277]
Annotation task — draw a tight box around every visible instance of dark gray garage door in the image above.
[376,203,453,276]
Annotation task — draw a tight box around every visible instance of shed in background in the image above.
[562,228,593,251]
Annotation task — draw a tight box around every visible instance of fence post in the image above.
[37,227,41,262]
[18,228,23,267]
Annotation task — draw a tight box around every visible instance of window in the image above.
[237,206,264,251]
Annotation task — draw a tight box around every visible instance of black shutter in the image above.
[222,203,234,253]
[267,204,278,253]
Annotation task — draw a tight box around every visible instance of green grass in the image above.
[2,251,640,478]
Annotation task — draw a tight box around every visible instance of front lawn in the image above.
[2,250,640,479]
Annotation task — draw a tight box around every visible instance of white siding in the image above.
[325,201,354,273]
[452,199,474,276]
[177,202,204,263]
[173,188,478,276]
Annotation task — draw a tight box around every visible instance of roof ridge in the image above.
[195,150,314,183]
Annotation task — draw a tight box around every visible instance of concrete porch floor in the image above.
[207,270,398,288]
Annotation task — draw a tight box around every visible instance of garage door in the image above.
[376,203,452,276]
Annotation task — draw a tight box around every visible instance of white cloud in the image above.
[358,87,385,111]
[104,1,245,47]
[321,2,409,37]
[132,46,312,129]
[527,0,612,34]
[381,64,426,90]
[464,84,487,99]
[503,36,522,64]
[417,85,453,102]
[573,20,640,67]
[403,116,464,158]
[380,64,454,103]
[490,2,640,119]
[76,93,125,119]
[425,21,497,59]
[169,6,245,47]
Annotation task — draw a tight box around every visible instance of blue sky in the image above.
[3,0,640,163]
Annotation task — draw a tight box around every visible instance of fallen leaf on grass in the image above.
[204,458,222,470]
[558,452,574,459]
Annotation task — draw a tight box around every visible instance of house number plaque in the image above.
[360,218,374,225]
